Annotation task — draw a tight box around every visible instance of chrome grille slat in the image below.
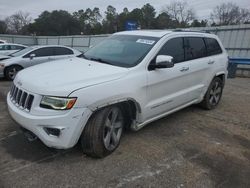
[24,94,30,109]
[9,84,34,112]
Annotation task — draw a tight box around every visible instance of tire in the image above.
[81,105,124,158]
[5,65,23,81]
[200,77,224,110]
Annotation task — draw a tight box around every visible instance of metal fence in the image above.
[0,24,250,58]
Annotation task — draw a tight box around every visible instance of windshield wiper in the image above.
[89,57,113,65]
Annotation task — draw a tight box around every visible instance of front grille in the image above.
[9,84,34,111]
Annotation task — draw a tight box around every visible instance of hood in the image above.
[14,57,129,96]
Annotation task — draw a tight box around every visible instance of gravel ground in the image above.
[0,77,249,188]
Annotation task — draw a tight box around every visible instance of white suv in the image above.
[7,30,228,158]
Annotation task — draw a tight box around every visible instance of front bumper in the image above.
[7,93,92,149]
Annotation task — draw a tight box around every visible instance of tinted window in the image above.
[0,45,6,50]
[25,47,53,58]
[205,38,222,56]
[158,38,185,63]
[11,45,25,50]
[184,37,206,60]
[54,47,73,55]
[0,45,10,50]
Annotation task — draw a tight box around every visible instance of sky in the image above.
[0,0,250,21]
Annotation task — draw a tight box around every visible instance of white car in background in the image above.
[0,39,7,44]
[0,45,82,80]
[0,43,27,56]
[7,30,228,158]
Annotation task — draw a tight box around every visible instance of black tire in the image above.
[81,105,124,158]
[200,77,224,110]
[4,65,23,81]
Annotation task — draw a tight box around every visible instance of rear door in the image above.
[183,37,210,98]
[53,47,74,61]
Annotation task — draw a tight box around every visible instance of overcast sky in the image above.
[0,0,250,20]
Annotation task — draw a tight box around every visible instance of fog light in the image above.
[44,127,61,137]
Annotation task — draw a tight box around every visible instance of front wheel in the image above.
[200,77,223,110]
[81,105,124,158]
[5,65,23,81]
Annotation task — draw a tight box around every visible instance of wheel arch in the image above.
[215,72,226,86]
[4,64,24,76]
[87,98,142,129]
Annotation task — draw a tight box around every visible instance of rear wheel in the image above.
[81,105,124,158]
[200,77,223,110]
[5,65,23,81]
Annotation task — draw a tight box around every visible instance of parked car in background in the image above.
[0,39,7,44]
[0,45,82,80]
[0,54,10,61]
[7,30,228,158]
[0,43,27,56]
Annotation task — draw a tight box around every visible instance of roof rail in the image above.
[173,29,210,34]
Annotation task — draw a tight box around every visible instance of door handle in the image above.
[208,60,215,64]
[180,67,189,72]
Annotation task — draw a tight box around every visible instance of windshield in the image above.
[10,46,34,57]
[84,35,159,67]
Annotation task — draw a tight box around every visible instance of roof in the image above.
[115,30,172,38]
[0,43,27,47]
[115,29,215,38]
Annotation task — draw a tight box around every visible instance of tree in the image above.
[190,19,207,27]
[117,8,130,31]
[211,2,250,25]
[141,3,156,29]
[29,10,80,35]
[5,11,32,34]
[103,5,118,33]
[0,20,8,34]
[127,8,143,29]
[155,12,176,29]
[162,1,195,27]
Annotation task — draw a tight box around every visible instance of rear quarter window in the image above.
[204,38,222,56]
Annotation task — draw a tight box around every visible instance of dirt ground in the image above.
[0,78,249,188]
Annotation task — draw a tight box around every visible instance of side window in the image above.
[1,45,10,50]
[53,47,73,56]
[184,37,206,61]
[158,37,185,63]
[11,45,25,50]
[204,38,222,56]
[24,47,53,58]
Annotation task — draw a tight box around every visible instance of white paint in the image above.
[7,30,228,150]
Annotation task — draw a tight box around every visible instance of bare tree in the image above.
[5,11,32,34]
[211,2,250,25]
[162,1,195,27]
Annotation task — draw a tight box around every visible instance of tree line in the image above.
[0,1,250,36]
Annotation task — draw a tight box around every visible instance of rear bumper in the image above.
[7,93,92,149]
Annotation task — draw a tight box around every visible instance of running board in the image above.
[131,99,198,131]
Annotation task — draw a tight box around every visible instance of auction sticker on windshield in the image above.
[136,39,155,45]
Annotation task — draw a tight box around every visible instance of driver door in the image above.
[144,37,195,120]
[23,47,54,67]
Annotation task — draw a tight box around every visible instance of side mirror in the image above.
[155,55,174,69]
[30,54,36,59]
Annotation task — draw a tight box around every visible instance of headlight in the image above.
[40,96,77,110]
